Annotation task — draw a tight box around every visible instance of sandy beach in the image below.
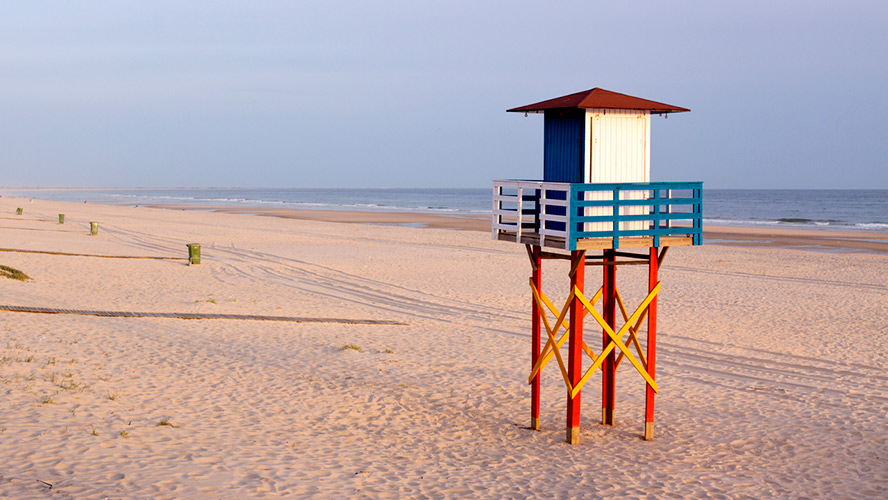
[1,195,887,499]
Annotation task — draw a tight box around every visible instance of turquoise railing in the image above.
[565,182,702,250]
[492,180,702,250]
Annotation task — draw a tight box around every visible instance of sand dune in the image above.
[1,196,886,499]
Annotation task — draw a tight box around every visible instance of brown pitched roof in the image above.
[507,88,689,114]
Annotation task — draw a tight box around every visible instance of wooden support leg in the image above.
[530,245,542,431]
[644,246,659,440]
[566,250,585,444]
[602,249,616,426]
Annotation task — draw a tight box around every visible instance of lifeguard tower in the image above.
[492,88,701,444]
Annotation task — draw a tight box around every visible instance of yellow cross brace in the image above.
[614,288,648,370]
[528,281,602,384]
[572,283,660,398]
[530,282,601,377]
[527,279,659,398]
[529,282,576,392]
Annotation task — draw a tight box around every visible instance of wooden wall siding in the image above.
[584,110,650,233]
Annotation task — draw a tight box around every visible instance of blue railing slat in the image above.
[573,197,700,208]
[574,227,702,239]
[571,181,702,192]
[574,212,698,223]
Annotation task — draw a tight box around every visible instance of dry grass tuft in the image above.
[0,265,31,281]
[157,419,180,428]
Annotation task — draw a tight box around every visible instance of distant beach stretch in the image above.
[3,187,887,233]
[131,205,888,255]
[1,195,886,498]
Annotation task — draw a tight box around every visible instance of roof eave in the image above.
[507,87,690,114]
[507,105,690,114]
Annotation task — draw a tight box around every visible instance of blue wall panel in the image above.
[543,111,584,183]
[542,110,583,231]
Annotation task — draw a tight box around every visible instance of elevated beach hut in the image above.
[493,87,702,444]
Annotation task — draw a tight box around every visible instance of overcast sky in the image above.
[1,1,886,189]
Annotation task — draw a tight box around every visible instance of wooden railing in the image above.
[492,180,703,250]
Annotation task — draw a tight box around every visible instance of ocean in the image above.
[2,187,886,232]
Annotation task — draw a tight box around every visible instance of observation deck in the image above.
[492,180,702,251]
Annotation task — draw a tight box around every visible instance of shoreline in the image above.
[140,203,888,255]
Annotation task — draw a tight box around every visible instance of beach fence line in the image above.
[2,210,402,323]
[8,208,97,236]
[3,211,199,261]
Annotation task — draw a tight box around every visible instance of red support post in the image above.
[644,246,659,440]
[566,250,585,444]
[530,246,542,431]
[602,249,616,425]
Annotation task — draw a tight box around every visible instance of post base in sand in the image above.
[602,408,614,426]
[566,426,580,445]
[644,422,654,440]
[531,417,540,431]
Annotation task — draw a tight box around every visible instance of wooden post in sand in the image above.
[644,247,660,440]
[566,250,585,444]
[529,245,542,430]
